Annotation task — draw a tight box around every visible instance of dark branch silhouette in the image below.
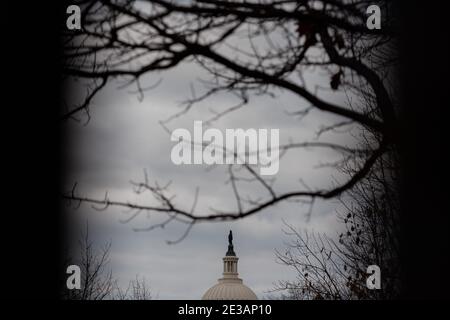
[62,0,399,240]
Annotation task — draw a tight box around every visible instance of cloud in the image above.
[63,57,356,299]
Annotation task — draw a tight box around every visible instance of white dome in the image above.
[202,231,258,300]
[202,279,257,300]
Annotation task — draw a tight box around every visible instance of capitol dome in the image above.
[202,231,258,300]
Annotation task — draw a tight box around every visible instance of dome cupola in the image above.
[202,231,257,300]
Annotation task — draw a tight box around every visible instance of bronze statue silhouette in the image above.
[226,230,236,256]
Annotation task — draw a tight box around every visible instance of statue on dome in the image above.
[226,230,235,256]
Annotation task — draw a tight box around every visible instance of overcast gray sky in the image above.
[63,59,357,299]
